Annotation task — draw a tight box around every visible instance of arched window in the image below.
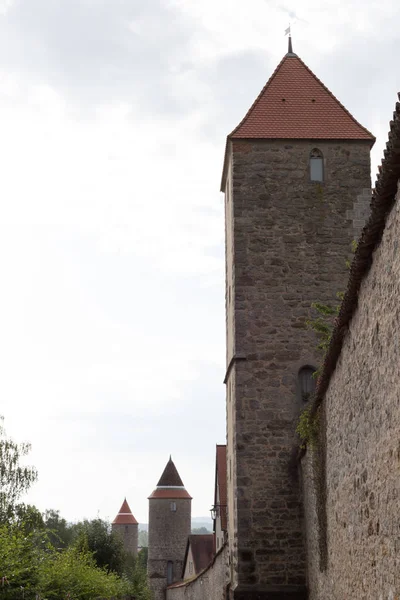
[167,561,173,585]
[298,366,316,402]
[310,148,324,182]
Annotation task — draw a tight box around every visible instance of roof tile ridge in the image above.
[229,54,288,139]
[294,54,375,142]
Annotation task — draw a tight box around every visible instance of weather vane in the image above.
[284,23,294,54]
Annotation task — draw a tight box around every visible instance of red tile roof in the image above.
[229,53,375,141]
[148,488,192,500]
[215,445,227,531]
[112,498,138,525]
[157,457,184,487]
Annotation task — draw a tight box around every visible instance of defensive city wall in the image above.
[302,98,400,600]
[166,546,228,600]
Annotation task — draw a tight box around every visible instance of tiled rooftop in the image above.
[112,498,138,525]
[230,53,374,141]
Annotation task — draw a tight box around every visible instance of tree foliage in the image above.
[0,417,38,523]
[0,419,151,599]
[0,523,132,600]
[72,518,126,575]
[43,509,74,549]
[191,526,211,534]
[138,529,148,548]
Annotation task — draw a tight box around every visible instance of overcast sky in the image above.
[0,0,398,524]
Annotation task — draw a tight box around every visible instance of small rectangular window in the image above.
[310,157,323,182]
[167,561,173,584]
[170,502,177,512]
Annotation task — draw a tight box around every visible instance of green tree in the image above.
[138,528,148,547]
[0,522,132,600]
[44,508,74,549]
[38,546,131,600]
[72,518,125,575]
[137,546,148,569]
[0,522,43,598]
[123,550,151,600]
[0,416,38,523]
[191,526,211,534]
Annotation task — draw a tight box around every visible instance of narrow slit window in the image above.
[310,148,324,182]
[167,561,173,585]
[170,502,177,512]
[299,366,316,402]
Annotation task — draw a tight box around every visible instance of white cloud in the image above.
[0,0,14,15]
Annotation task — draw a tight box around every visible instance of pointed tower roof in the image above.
[112,498,138,525]
[157,456,184,486]
[148,457,192,499]
[221,51,374,190]
[229,53,375,142]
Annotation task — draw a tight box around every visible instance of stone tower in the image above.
[222,40,374,600]
[147,457,192,600]
[111,498,139,557]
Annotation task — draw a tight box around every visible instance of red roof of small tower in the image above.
[148,456,192,499]
[221,48,374,189]
[112,498,138,525]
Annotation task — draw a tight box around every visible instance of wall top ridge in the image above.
[311,93,400,424]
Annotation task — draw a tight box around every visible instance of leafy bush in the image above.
[38,546,131,600]
[0,523,133,599]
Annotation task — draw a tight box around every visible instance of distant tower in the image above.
[112,498,139,557]
[147,457,192,600]
[222,38,374,599]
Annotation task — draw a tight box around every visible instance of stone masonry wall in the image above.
[302,182,400,600]
[148,498,191,600]
[111,523,138,557]
[167,545,228,600]
[224,139,372,597]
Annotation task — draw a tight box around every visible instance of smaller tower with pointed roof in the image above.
[112,498,138,557]
[147,457,192,600]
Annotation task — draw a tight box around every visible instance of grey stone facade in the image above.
[302,182,400,600]
[148,496,192,600]
[224,139,372,598]
[346,187,372,238]
[111,522,138,557]
[167,545,229,600]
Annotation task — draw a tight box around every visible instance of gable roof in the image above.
[214,445,227,531]
[310,93,400,424]
[184,535,214,575]
[112,498,138,525]
[230,53,374,141]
